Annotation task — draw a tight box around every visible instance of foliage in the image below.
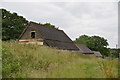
[41,23,59,29]
[2,9,60,41]
[0,40,1,78]
[2,9,28,40]
[74,35,110,56]
[109,48,119,58]
[2,41,118,78]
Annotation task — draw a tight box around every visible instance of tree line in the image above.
[74,35,118,57]
[1,8,57,41]
[1,8,119,57]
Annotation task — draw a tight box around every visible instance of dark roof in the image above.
[30,22,73,42]
[93,51,102,57]
[45,40,78,50]
[75,44,94,54]
[19,22,79,50]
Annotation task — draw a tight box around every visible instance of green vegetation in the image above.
[2,9,28,40]
[1,9,119,78]
[2,9,59,41]
[109,48,119,58]
[2,41,118,78]
[0,40,2,78]
[74,35,110,57]
[41,23,59,29]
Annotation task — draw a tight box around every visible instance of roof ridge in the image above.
[30,21,62,31]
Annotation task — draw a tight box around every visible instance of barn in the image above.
[18,22,79,51]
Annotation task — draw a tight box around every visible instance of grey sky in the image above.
[1,1,118,48]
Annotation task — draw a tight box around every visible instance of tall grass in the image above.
[2,41,118,78]
[0,39,2,78]
[98,60,118,78]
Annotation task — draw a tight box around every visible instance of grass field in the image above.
[0,40,2,78]
[2,41,118,78]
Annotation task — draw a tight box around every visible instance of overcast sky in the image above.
[1,0,119,48]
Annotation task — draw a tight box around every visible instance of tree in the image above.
[2,9,60,40]
[109,48,119,58]
[75,35,95,49]
[2,9,28,40]
[41,23,59,29]
[74,35,110,56]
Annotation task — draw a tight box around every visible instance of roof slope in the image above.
[93,51,102,57]
[19,22,79,50]
[75,44,94,54]
[45,40,79,50]
[30,22,73,42]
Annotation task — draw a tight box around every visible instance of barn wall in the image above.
[20,25,43,39]
[19,40,43,45]
[19,25,44,45]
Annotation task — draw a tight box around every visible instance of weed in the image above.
[98,60,118,78]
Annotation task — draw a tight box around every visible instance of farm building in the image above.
[93,51,102,58]
[75,44,94,54]
[19,21,102,57]
[75,44,103,57]
[18,22,79,51]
